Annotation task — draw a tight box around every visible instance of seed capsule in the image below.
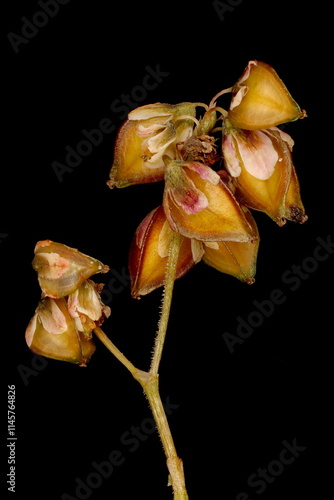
[163,160,258,242]
[202,207,259,283]
[32,240,109,298]
[228,60,306,130]
[25,297,96,366]
[129,205,202,298]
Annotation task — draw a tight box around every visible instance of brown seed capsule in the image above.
[129,205,202,298]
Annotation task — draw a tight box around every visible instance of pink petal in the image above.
[34,252,69,279]
[167,175,209,215]
[39,299,68,335]
[222,134,242,177]
[237,130,278,180]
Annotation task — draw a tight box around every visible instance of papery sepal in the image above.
[32,240,109,298]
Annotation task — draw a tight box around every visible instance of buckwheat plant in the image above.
[26,61,307,499]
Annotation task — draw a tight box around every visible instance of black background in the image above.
[2,1,332,499]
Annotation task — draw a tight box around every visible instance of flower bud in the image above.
[25,297,96,366]
[194,108,218,136]
[108,102,196,188]
[228,60,306,130]
[129,205,203,297]
[32,240,109,298]
[163,160,258,242]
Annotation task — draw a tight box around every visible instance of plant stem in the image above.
[93,230,188,499]
[135,371,189,500]
[93,325,139,377]
[150,230,182,375]
[147,229,188,498]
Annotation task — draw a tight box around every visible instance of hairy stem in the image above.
[93,325,139,377]
[150,230,182,375]
[93,230,188,499]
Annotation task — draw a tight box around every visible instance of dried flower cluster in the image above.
[26,60,307,362]
[108,60,307,298]
[26,61,307,500]
[24,59,308,500]
[26,240,110,365]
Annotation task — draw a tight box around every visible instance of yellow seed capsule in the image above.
[202,207,259,284]
[163,160,258,242]
[32,240,109,298]
[108,102,196,188]
[228,60,306,130]
[25,297,96,366]
[222,123,306,226]
[283,164,308,223]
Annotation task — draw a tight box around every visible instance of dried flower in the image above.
[202,207,259,284]
[163,159,258,241]
[222,122,307,225]
[106,59,307,297]
[228,60,306,130]
[129,205,203,298]
[108,102,197,188]
[24,60,308,500]
[32,240,109,298]
[25,296,97,365]
[26,241,111,364]
[67,280,111,333]
[129,203,259,297]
